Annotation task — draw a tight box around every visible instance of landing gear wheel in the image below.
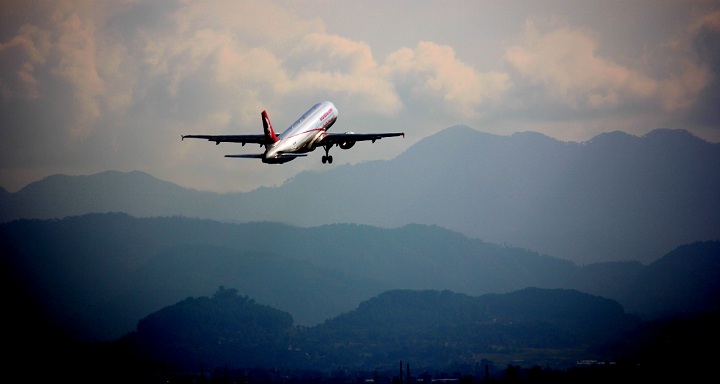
[322,145,334,164]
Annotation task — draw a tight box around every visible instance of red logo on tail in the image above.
[261,110,279,142]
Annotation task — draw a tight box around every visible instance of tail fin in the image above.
[261,110,279,143]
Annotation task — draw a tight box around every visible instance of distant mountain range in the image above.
[2,213,718,343]
[1,127,718,265]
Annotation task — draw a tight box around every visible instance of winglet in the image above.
[261,110,279,143]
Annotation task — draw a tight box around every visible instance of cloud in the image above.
[504,20,658,111]
[497,14,720,146]
[681,10,720,127]
[384,41,510,117]
[284,33,401,115]
[171,0,320,49]
[0,24,49,100]
[52,10,107,137]
[0,1,127,141]
[135,5,401,122]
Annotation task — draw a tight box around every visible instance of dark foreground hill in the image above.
[2,127,718,265]
[1,213,718,344]
[34,287,718,384]
[118,287,637,373]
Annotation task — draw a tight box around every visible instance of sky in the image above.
[1,0,719,193]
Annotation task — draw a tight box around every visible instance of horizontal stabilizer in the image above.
[226,153,307,164]
[225,154,308,158]
[225,154,264,158]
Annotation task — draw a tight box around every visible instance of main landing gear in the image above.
[321,145,333,164]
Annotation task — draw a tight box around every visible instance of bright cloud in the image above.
[504,20,657,110]
[503,17,715,119]
[384,41,510,117]
[283,33,401,115]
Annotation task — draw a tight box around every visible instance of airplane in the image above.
[182,101,405,164]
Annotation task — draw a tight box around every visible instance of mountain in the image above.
[9,283,716,383]
[112,287,719,383]
[256,127,720,265]
[1,128,718,265]
[2,213,718,343]
[116,287,640,375]
[124,287,296,371]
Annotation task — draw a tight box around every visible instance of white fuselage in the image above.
[264,101,338,160]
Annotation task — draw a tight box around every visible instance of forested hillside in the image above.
[2,213,718,343]
[117,287,636,373]
[106,287,716,383]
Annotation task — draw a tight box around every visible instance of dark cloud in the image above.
[685,13,720,127]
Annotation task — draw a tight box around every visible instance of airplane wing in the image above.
[318,132,405,146]
[181,134,270,145]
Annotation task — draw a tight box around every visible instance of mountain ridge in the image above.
[2,212,718,342]
[1,127,718,265]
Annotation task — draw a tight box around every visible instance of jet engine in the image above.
[339,132,356,149]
